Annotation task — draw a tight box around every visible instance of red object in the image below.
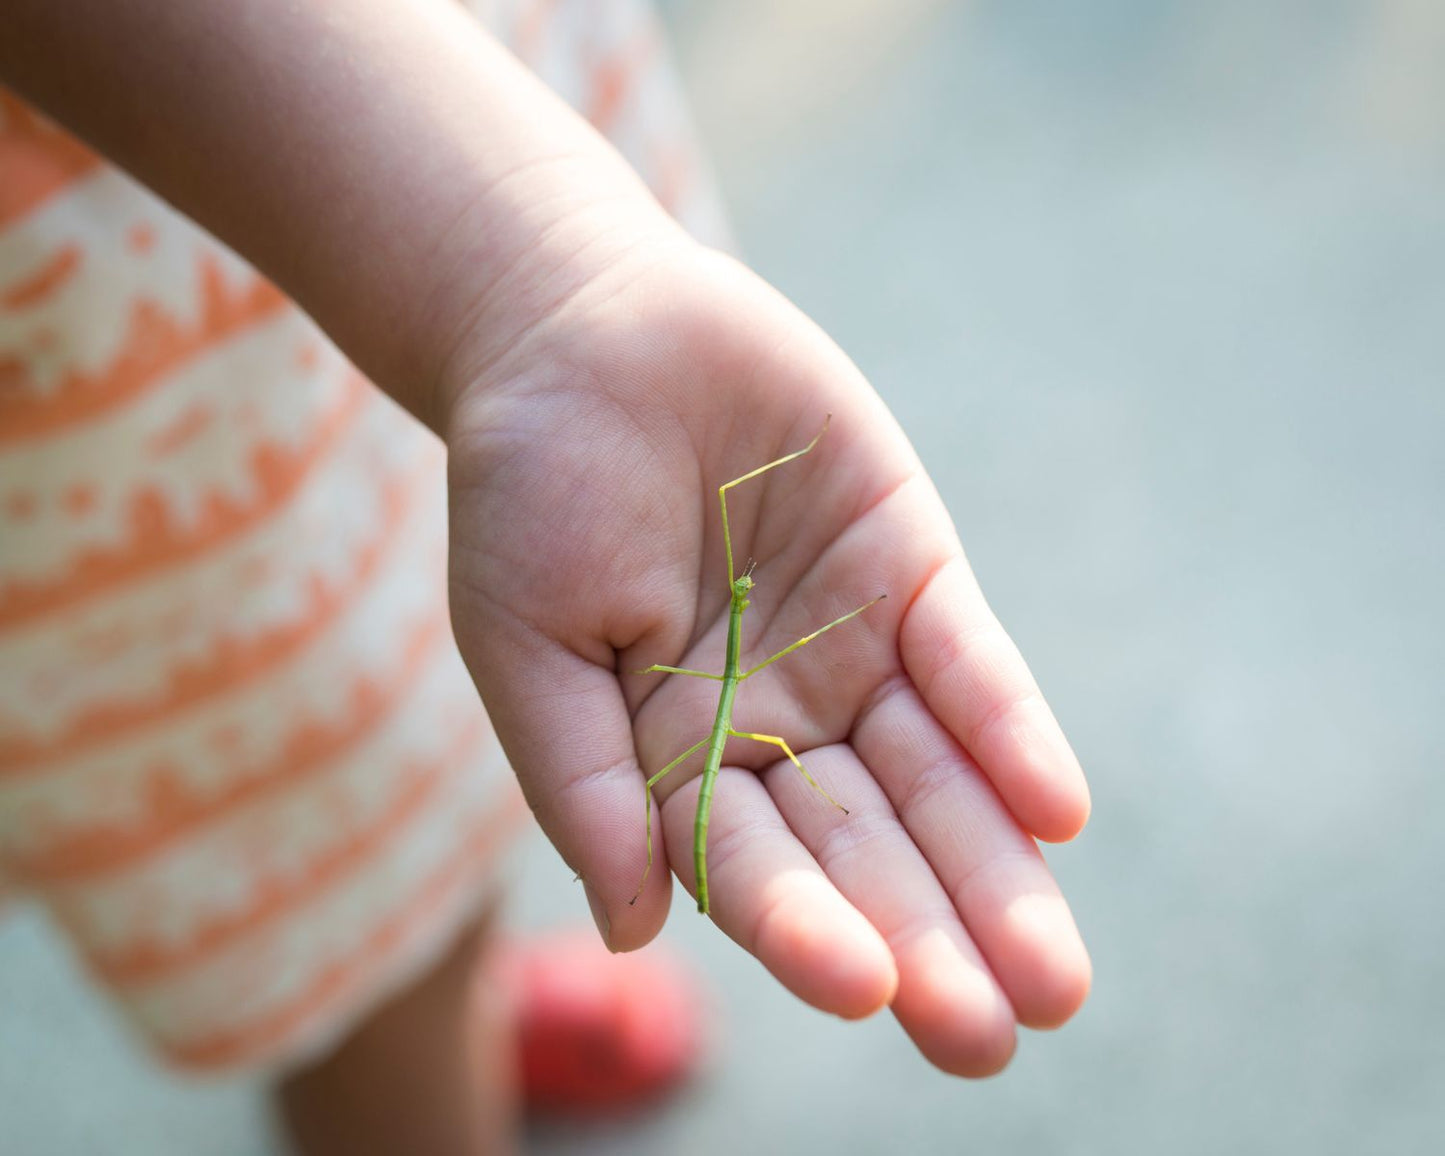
[495,930,708,1115]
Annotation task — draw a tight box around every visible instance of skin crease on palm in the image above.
[443,233,1094,1079]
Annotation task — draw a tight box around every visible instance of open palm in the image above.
[444,241,1091,1076]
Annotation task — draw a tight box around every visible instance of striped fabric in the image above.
[0,0,722,1073]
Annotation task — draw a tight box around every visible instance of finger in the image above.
[854,676,1092,1028]
[763,743,1018,1077]
[660,765,898,1019]
[456,609,670,951]
[900,554,1091,842]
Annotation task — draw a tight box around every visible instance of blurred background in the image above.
[4,0,1442,1151]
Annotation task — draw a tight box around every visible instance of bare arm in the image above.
[0,0,676,427]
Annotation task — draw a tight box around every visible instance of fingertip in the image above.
[1030,778,1092,844]
[753,879,898,1019]
[1000,894,1092,1030]
[891,928,1018,1078]
[601,874,673,954]
[1021,945,1092,1031]
[990,719,1092,844]
[933,1016,1017,1080]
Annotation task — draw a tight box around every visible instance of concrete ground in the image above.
[4,1,1443,1152]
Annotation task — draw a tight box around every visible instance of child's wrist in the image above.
[422,176,691,435]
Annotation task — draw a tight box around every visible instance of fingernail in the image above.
[583,881,612,949]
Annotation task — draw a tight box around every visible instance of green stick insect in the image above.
[632,418,885,915]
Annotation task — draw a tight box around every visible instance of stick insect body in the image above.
[632,418,885,914]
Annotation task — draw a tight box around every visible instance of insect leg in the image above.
[718,416,831,584]
[727,729,849,814]
[630,735,711,905]
[635,664,723,679]
[739,594,886,680]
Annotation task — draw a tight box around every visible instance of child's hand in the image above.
[442,233,1092,1077]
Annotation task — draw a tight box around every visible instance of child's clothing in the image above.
[0,0,723,1072]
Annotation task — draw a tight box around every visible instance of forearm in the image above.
[0,0,675,427]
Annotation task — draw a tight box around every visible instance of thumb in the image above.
[457,607,669,950]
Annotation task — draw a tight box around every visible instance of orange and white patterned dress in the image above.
[0,0,723,1073]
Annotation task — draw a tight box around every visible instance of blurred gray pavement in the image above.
[4,2,1444,1152]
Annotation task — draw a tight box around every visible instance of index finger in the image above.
[899,553,1090,843]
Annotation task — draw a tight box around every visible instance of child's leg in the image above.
[275,899,517,1156]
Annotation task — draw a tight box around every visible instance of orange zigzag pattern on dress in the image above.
[585,28,658,135]
[0,255,288,445]
[0,367,368,629]
[5,610,450,884]
[159,793,522,1072]
[514,0,561,62]
[1,242,83,310]
[81,713,491,987]
[0,462,426,775]
[0,92,102,229]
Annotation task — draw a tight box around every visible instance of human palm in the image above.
[444,242,1090,1076]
